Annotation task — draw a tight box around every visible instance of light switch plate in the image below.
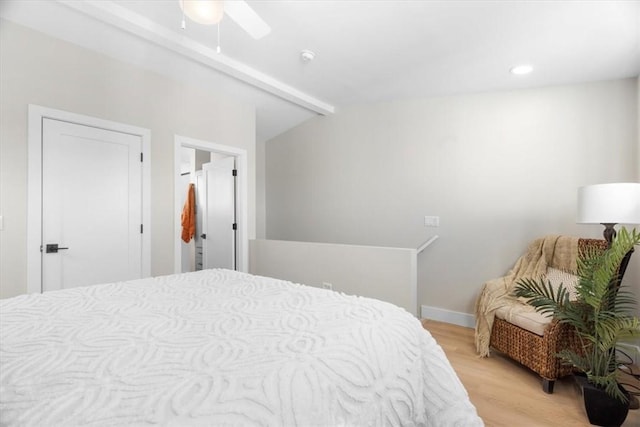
[424,216,440,227]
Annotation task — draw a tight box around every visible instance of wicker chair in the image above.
[488,238,608,394]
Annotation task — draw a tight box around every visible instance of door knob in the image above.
[45,244,69,253]
[200,234,207,239]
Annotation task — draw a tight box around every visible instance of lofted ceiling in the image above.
[1,0,639,142]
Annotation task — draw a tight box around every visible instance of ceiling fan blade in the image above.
[223,0,271,39]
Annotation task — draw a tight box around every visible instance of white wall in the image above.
[0,20,256,298]
[265,79,638,316]
[256,138,267,239]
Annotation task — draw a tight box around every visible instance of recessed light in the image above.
[300,49,315,63]
[510,64,533,75]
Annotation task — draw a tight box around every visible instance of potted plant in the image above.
[514,227,640,427]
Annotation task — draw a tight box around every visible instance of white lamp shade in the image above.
[577,183,640,224]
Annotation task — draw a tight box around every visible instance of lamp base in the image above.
[601,223,617,246]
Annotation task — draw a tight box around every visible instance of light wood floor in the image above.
[422,319,640,427]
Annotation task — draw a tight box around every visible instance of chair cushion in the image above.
[545,267,579,300]
[495,302,552,336]
[497,266,578,336]
[517,266,580,305]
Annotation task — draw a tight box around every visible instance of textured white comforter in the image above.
[0,269,482,426]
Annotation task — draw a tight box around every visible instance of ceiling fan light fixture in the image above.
[180,0,225,25]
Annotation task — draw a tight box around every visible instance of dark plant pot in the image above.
[574,374,630,427]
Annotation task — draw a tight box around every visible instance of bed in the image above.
[0,269,482,426]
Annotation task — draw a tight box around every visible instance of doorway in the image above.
[174,135,248,273]
[179,149,236,272]
[27,105,151,294]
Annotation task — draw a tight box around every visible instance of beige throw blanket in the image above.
[474,235,579,357]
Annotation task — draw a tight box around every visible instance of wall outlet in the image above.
[322,282,333,290]
[424,216,440,227]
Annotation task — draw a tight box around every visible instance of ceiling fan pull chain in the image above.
[217,22,221,54]
[180,0,186,29]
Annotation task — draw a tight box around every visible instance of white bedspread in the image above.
[0,269,482,426]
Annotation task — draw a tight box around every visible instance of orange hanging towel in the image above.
[181,183,196,243]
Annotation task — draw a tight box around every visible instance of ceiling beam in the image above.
[59,0,335,116]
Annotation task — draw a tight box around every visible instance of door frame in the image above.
[174,135,248,273]
[27,105,151,294]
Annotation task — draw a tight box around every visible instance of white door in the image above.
[194,170,205,271]
[202,157,236,270]
[42,118,143,291]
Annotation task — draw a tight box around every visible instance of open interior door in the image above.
[201,157,236,270]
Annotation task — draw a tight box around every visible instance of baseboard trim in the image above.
[421,305,475,329]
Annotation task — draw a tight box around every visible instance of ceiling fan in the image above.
[179,0,271,40]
